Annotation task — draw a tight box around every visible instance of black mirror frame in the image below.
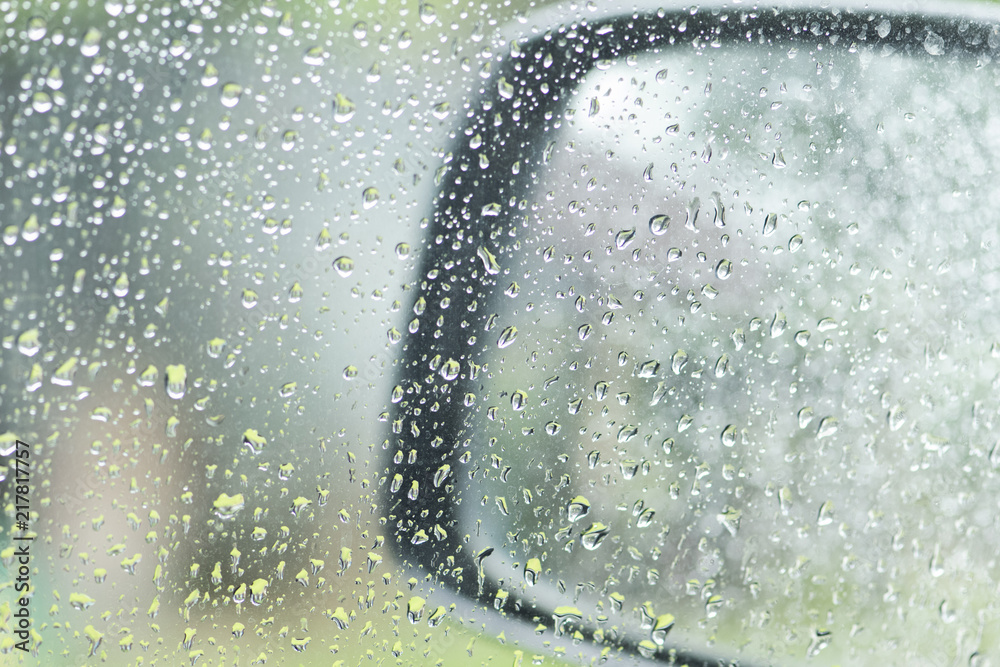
[384,3,1000,664]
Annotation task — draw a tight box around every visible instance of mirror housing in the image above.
[385,3,1000,664]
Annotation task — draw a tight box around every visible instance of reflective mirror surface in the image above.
[392,8,1000,665]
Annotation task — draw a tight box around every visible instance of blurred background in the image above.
[0,0,555,664]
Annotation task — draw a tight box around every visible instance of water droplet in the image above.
[715,259,732,280]
[924,30,945,56]
[615,227,636,250]
[887,405,907,432]
[497,325,518,349]
[477,245,501,275]
[816,416,838,439]
[81,28,102,57]
[303,45,325,66]
[763,213,778,237]
[242,428,267,454]
[617,425,639,443]
[552,606,584,637]
[648,214,670,236]
[70,593,96,611]
[113,272,130,298]
[685,198,701,230]
[440,358,461,381]
[207,338,226,358]
[46,65,63,90]
[497,77,514,100]
[524,558,542,586]
[220,82,243,108]
[587,96,601,117]
[110,195,127,218]
[407,596,426,623]
[433,464,451,488]
[201,63,219,87]
[816,317,838,332]
[581,523,610,550]
[26,16,47,41]
[594,381,610,400]
[333,256,354,277]
[31,91,53,114]
[678,414,694,432]
[165,364,187,399]
[720,424,737,447]
[511,390,527,411]
[241,289,258,309]
[637,360,660,378]
[138,365,158,388]
[714,354,730,378]
[670,349,688,374]
[16,329,40,357]
[651,614,675,646]
[395,243,410,259]
[332,93,356,122]
[428,606,447,627]
[362,187,379,209]
[565,495,592,524]
[213,493,245,520]
[770,311,787,338]
[817,500,835,526]
[418,2,436,24]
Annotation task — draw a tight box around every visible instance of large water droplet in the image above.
[213,493,245,520]
[333,256,354,277]
[763,213,777,236]
[648,214,670,236]
[497,325,518,349]
[16,329,40,357]
[407,596,426,623]
[670,349,688,375]
[242,429,267,454]
[581,523,610,550]
[924,30,945,56]
[477,245,501,275]
[81,28,102,57]
[524,558,542,586]
[566,496,590,521]
[220,82,243,108]
[440,358,461,381]
[26,16,47,41]
[165,364,187,399]
[418,2,436,24]
[333,93,356,122]
[615,228,636,250]
[651,614,675,646]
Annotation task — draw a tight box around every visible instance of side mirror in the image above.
[387,4,1000,664]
